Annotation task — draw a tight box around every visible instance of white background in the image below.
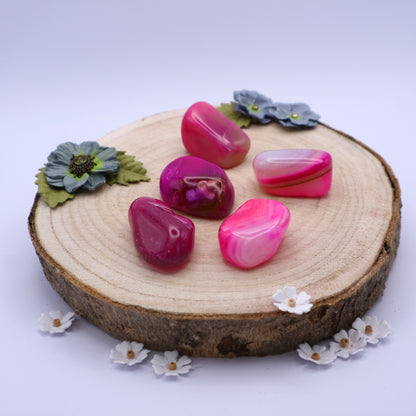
[1,1,415,415]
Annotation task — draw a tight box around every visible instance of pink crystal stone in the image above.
[181,101,251,168]
[160,155,235,219]
[129,197,195,269]
[218,199,290,269]
[253,149,332,197]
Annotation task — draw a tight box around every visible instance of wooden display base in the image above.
[28,110,401,357]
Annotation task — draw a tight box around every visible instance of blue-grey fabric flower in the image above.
[272,102,320,127]
[233,90,276,124]
[44,141,120,193]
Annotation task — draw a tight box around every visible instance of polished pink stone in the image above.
[159,155,235,219]
[253,149,332,197]
[129,197,195,269]
[218,199,290,269]
[181,101,251,168]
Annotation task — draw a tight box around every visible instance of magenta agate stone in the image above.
[253,149,332,197]
[128,197,195,269]
[181,101,251,168]
[160,156,235,219]
[218,199,290,269]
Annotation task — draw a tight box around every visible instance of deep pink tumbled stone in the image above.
[218,199,290,269]
[159,155,235,219]
[128,197,195,269]
[181,101,251,168]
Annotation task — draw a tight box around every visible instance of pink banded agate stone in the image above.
[160,155,235,219]
[129,197,195,269]
[253,149,332,197]
[218,199,290,269]
[181,101,251,168]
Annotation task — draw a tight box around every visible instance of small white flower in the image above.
[352,316,391,344]
[110,341,150,366]
[38,311,74,334]
[272,286,313,315]
[297,342,337,365]
[330,328,366,358]
[151,351,192,376]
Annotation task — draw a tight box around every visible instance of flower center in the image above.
[290,112,302,120]
[168,362,177,371]
[365,325,373,335]
[311,352,320,361]
[288,298,297,308]
[126,350,135,359]
[248,104,260,113]
[52,318,61,327]
[69,154,96,178]
[340,338,350,348]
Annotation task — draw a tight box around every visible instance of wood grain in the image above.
[28,110,401,357]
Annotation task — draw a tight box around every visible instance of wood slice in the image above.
[28,110,401,357]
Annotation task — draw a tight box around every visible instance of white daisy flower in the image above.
[110,341,150,366]
[38,311,74,334]
[272,286,313,315]
[330,328,366,358]
[352,316,391,344]
[151,351,192,376]
[297,342,337,365]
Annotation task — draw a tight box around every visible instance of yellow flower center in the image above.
[288,298,297,308]
[52,318,61,327]
[365,325,373,335]
[126,350,135,359]
[311,352,320,361]
[168,362,177,371]
[290,112,303,121]
[69,154,96,178]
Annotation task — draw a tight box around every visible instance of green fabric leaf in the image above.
[106,151,150,186]
[216,102,253,128]
[35,168,75,208]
